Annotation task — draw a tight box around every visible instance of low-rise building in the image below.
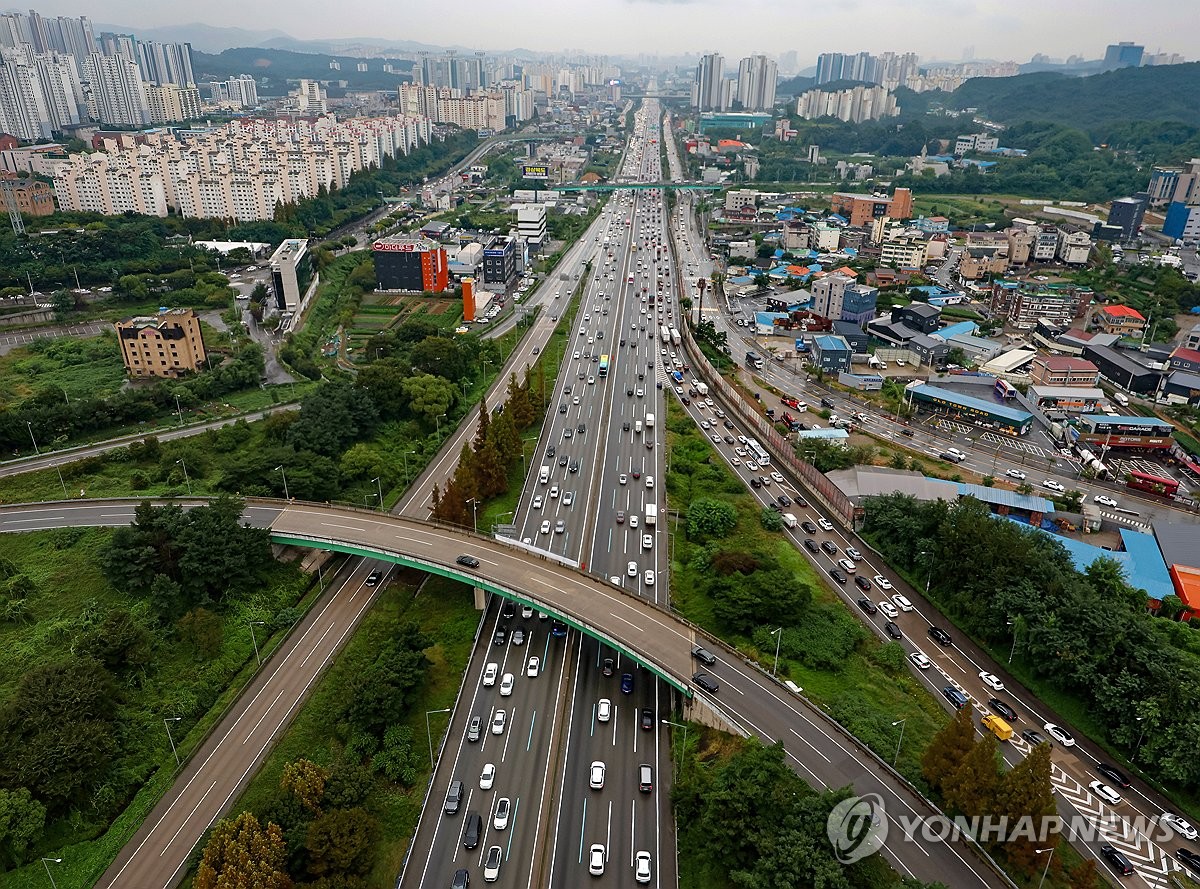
[811,334,852,373]
[1057,229,1094,264]
[373,235,449,293]
[1029,355,1101,387]
[990,280,1092,330]
[1029,385,1106,413]
[1082,343,1163,394]
[829,187,913,226]
[1091,304,1146,337]
[893,301,940,334]
[879,237,928,269]
[115,308,207,379]
[1169,347,1200,375]
[0,174,54,216]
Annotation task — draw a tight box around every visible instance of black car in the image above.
[803,539,819,554]
[821,540,838,556]
[493,626,507,646]
[456,555,480,568]
[928,626,953,646]
[501,600,515,619]
[627,387,635,396]
[366,570,383,587]
[546,445,556,458]
[691,645,717,666]
[558,455,569,467]
[1177,848,1200,876]
[750,477,762,488]
[569,461,580,473]
[577,423,586,434]
[640,708,655,730]
[777,495,792,507]
[821,397,835,408]
[1020,728,1048,746]
[1097,763,1131,788]
[801,521,818,534]
[559,403,568,414]
[602,657,614,677]
[988,698,1018,721]
[856,597,877,614]
[854,575,872,591]
[884,621,903,640]
[767,502,781,512]
[900,428,915,437]
[681,396,690,405]
[462,812,482,849]
[693,672,720,693]
[793,498,810,509]
[1099,843,1134,877]
[623,421,630,431]
[452,868,470,889]
[723,419,734,429]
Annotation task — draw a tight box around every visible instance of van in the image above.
[1112,392,1129,407]
[638,764,653,793]
[942,686,969,709]
[645,413,655,429]
[981,713,1013,741]
[635,420,643,434]
[539,465,550,484]
[781,513,798,529]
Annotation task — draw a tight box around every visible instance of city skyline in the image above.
[24,0,1198,64]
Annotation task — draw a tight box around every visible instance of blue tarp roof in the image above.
[938,320,979,339]
[755,311,790,324]
[774,248,785,258]
[828,213,848,224]
[1012,523,1174,602]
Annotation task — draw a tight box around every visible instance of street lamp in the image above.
[919,550,933,594]
[426,707,452,768]
[54,463,67,498]
[176,458,192,496]
[372,476,384,512]
[174,394,184,426]
[248,620,265,666]
[1135,716,1147,758]
[25,420,39,455]
[435,412,446,436]
[466,497,479,533]
[41,857,62,889]
[892,719,906,766]
[1036,846,1055,889]
[274,465,290,500]
[403,449,417,484]
[163,717,182,766]
[661,718,689,781]
[770,627,782,676]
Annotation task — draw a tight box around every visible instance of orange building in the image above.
[115,308,207,379]
[830,187,913,227]
[0,173,55,216]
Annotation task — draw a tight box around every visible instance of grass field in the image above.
[0,333,126,403]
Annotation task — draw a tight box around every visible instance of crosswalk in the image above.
[1099,510,1152,531]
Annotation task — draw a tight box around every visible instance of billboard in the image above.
[521,164,550,181]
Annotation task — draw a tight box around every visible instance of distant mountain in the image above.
[93,21,290,54]
[192,47,414,94]
[775,75,815,97]
[946,62,1200,130]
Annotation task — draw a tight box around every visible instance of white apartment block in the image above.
[397,83,507,131]
[0,46,53,140]
[225,74,257,108]
[724,189,758,212]
[54,114,433,222]
[295,79,326,114]
[145,83,201,124]
[796,84,898,124]
[1057,229,1093,265]
[84,51,149,126]
[880,238,929,268]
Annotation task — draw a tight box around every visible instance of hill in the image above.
[192,47,414,94]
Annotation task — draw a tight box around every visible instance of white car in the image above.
[627,560,638,577]
[527,656,540,677]
[540,520,551,535]
[817,518,834,531]
[1043,723,1075,746]
[629,515,639,529]
[550,486,560,499]
[838,558,857,574]
[634,851,652,884]
[484,845,502,882]
[846,547,863,561]
[619,473,628,485]
[1094,494,1119,508]
[589,844,606,876]
[563,491,575,506]
[493,797,511,829]
[1161,813,1198,841]
[874,575,894,590]
[499,673,514,696]
[909,651,932,670]
[597,698,612,722]
[700,420,711,430]
[480,762,495,790]
[1089,781,1122,806]
[1042,479,1066,493]
[1005,469,1027,480]
[646,476,654,489]
[642,534,653,550]
[770,472,784,484]
[644,570,655,586]
[878,601,899,619]
[483,663,498,686]
[978,671,1005,691]
[532,495,543,509]
[892,593,913,611]
[491,711,506,735]
[745,460,760,471]
[589,761,606,789]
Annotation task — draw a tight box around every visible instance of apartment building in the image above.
[1029,355,1101,387]
[144,82,201,124]
[990,281,1092,329]
[830,187,913,226]
[879,237,928,269]
[115,308,206,378]
[1057,229,1094,264]
[796,84,898,124]
[83,51,150,126]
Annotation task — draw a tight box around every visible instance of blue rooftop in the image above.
[814,334,850,351]
[938,320,979,339]
[796,428,850,441]
[828,213,848,224]
[913,384,1034,423]
[1014,524,1174,602]
[755,311,790,325]
[957,483,1053,513]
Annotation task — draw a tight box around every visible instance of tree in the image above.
[195,811,293,889]
[281,759,328,813]
[0,787,46,870]
[942,733,1002,816]
[354,360,410,419]
[287,384,379,458]
[342,625,431,736]
[305,808,379,878]
[993,742,1057,872]
[402,373,456,426]
[921,706,975,794]
[760,508,784,531]
[81,608,154,673]
[687,497,738,539]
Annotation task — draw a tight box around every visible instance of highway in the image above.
[0,497,1013,889]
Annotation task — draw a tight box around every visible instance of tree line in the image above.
[861,493,1200,794]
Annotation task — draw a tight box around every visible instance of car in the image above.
[483,663,498,686]
[1042,479,1066,493]
[484,845,502,882]
[882,620,901,639]
[559,404,568,414]
[979,671,1005,691]
[777,495,792,507]
[569,461,580,474]
[590,761,606,789]
[942,686,970,709]
[621,673,634,694]
[493,797,511,830]
[558,454,569,467]
[1176,847,1200,875]
[619,473,628,485]
[892,594,913,611]
[846,547,863,561]
[478,761,496,790]
[616,510,625,524]
[750,477,762,489]
[445,779,464,815]
[691,645,717,666]
[500,673,515,696]
[366,570,383,587]
[759,474,772,486]
[642,533,653,550]
[909,651,932,670]
[644,570,655,586]
[1099,843,1134,876]
[597,698,612,722]
[928,626,953,646]
[804,539,820,554]
[693,672,719,693]
[456,554,480,568]
[646,475,654,489]
[589,844,606,876]
[627,560,638,577]
[527,656,540,677]
[640,708,654,730]
[452,867,470,889]
[491,711,506,736]
[801,521,818,534]
[856,597,877,614]
[1097,763,1131,788]
[821,540,838,556]
[629,515,639,528]
[532,494,544,510]
[555,519,565,534]
[1043,723,1076,746]
[521,604,534,619]
[1163,813,1199,841]
[602,657,615,677]
[877,601,898,619]
[989,697,1018,721]
[1094,494,1119,508]
[1005,469,1027,480]
[634,850,652,884]
[770,471,785,484]
[817,518,834,531]
[467,714,483,742]
[1020,728,1047,746]
[550,486,560,499]
[838,558,857,573]
[875,575,894,591]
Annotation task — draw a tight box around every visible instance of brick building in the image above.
[115,308,207,378]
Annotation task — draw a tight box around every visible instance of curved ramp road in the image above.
[0,498,1009,889]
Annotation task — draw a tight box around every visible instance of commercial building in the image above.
[811,334,852,373]
[1081,343,1162,394]
[1163,202,1200,242]
[1029,386,1105,413]
[269,239,314,313]
[372,235,448,293]
[1148,159,1200,208]
[1029,355,1100,387]
[830,188,912,226]
[482,235,519,292]
[115,307,206,378]
[908,383,1034,435]
[1169,347,1200,375]
[1107,195,1148,240]
[1091,304,1146,337]
[516,203,546,248]
[1057,229,1093,264]
[1075,414,1174,450]
[892,301,939,334]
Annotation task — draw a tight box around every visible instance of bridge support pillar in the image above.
[473,586,486,610]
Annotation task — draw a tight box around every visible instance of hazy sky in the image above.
[35,0,1199,63]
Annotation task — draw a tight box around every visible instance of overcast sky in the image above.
[34,0,1199,64]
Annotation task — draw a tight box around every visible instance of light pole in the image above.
[174,394,184,426]
[372,477,384,512]
[25,420,39,455]
[275,465,290,500]
[1008,619,1018,663]
[54,463,67,497]
[919,550,933,594]
[892,719,906,766]
[41,857,61,889]
[1036,846,1055,889]
[248,620,265,666]
[435,412,446,436]
[466,498,478,533]
[661,718,689,781]
[163,717,182,766]
[426,707,452,768]
[770,627,782,676]
[1135,716,1146,758]
[403,449,417,484]
[176,458,191,495]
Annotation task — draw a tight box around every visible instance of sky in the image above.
[32,0,1200,64]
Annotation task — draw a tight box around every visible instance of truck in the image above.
[539,465,550,484]
[645,504,658,527]
[695,382,709,397]
[781,513,798,529]
[645,413,655,429]
[669,328,681,347]
[745,350,764,370]
[1112,392,1129,407]
[981,713,1014,742]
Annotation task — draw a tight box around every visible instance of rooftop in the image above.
[1037,355,1099,372]
[912,384,1035,423]
[1098,304,1146,321]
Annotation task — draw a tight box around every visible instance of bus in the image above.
[598,354,610,377]
[1126,471,1179,498]
[746,438,771,466]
